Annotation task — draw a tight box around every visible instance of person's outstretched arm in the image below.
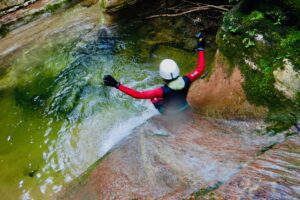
[103,75,163,99]
[118,84,163,99]
[185,32,206,82]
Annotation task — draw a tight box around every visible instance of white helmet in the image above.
[159,59,180,80]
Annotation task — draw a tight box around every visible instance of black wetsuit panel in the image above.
[161,76,191,112]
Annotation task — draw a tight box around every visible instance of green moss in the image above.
[222,11,244,34]
[256,142,277,156]
[279,30,300,70]
[101,0,106,9]
[45,0,76,13]
[217,0,300,132]
[45,3,62,13]
[243,11,264,28]
[191,181,223,199]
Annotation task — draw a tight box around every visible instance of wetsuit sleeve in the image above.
[185,51,205,82]
[118,84,163,99]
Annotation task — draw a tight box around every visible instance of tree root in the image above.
[146,0,231,19]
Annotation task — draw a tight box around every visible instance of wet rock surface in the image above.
[214,134,300,200]
[0,0,84,37]
[0,3,100,71]
[59,113,286,199]
[188,50,268,119]
[1,0,60,25]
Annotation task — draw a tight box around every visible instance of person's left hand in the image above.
[103,75,120,88]
[196,32,206,51]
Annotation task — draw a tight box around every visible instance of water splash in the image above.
[38,25,158,194]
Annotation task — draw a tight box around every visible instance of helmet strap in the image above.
[164,76,180,84]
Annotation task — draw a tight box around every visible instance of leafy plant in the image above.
[246,29,256,37]
[242,37,255,48]
[228,25,239,33]
[222,13,243,34]
[243,11,264,27]
[259,59,272,73]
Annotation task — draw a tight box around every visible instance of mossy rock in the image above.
[217,0,300,131]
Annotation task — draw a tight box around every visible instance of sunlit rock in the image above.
[273,59,300,100]
[101,0,139,13]
[244,57,260,71]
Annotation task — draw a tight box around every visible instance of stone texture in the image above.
[0,0,26,11]
[188,50,268,119]
[101,0,140,12]
[59,113,285,200]
[273,59,300,100]
[214,135,300,200]
[80,0,98,7]
[0,0,55,26]
[0,0,80,35]
[0,2,100,71]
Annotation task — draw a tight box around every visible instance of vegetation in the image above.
[217,0,300,131]
[190,181,223,199]
[256,142,278,156]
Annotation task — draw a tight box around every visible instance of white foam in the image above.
[98,107,157,157]
[19,180,24,188]
[36,173,41,178]
[21,190,31,200]
[52,185,63,193]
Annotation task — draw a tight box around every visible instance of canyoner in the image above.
[1,0,300,199]
[103,32,206,114]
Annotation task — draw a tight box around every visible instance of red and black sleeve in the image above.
[118,84,163,99]
[185,51,205,82]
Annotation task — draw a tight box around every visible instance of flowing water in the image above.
[0,3,210,199]
[2,2,299,200]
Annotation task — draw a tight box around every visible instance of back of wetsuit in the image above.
[161,76,191,113]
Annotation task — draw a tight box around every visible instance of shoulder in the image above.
[161,85,170,93]
[182,76,191,85]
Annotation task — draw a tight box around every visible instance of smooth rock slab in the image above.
[214,135,300,200]
[60,113,285,200]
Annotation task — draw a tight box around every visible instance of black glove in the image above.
[103,75,120,88]
[196,32,206,51]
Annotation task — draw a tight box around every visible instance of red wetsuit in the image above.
[118,51,205,99]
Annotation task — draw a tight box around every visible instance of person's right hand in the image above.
[103,75,120,88]
[196,32,206,51]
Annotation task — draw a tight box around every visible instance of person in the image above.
[103,32,206,114]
